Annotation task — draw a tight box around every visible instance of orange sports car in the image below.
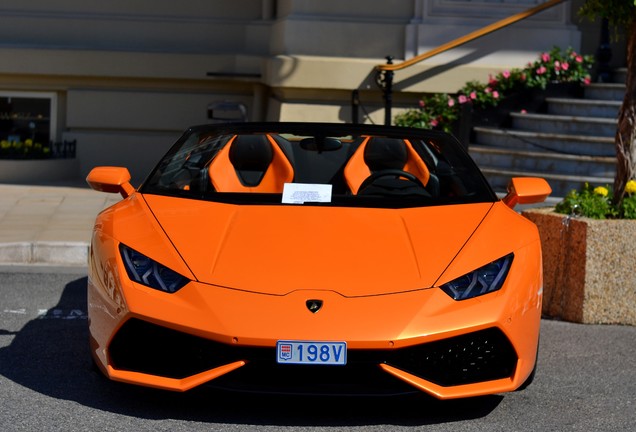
[86,122,551,399]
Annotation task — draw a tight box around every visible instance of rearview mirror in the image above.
[86,166,135,198]
[502,177,552,209]
[300,137,342,151]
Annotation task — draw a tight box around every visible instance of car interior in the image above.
[143,128,495,207]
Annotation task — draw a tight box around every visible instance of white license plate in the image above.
[276,340,347,365]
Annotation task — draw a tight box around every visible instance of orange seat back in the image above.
[344,137,430,194]
[209,134,294,193]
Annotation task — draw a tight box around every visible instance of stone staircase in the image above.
[469,69,626,199]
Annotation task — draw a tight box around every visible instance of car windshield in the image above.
[141,123,496,208]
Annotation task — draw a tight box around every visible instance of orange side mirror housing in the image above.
[86,166,136,198]
[502,177,552,209]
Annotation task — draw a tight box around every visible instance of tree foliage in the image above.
[579,0,636,206]
[579,0,636,28]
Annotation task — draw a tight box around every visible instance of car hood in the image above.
[143,195,493,296]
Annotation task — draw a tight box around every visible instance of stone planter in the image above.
[0,158,79,183]
[522,207,636,325]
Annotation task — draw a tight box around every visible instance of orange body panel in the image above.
[105,361,246,392]
[141,194,494,294]
[87,193,542,398]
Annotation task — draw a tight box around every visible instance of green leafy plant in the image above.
[522,46,593,89]
[394,93,460,131]
[555,180,636,219]
[394,46,594,132]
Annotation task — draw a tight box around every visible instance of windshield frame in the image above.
[139,122,498,209]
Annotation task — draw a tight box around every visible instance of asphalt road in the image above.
[0,267,634,432]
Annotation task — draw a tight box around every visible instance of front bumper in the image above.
[108,318,517,396]
[88,272,541,398]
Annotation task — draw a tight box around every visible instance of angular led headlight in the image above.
[119,244,189,293]
[440,253,514,301]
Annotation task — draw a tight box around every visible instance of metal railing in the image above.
[370,0,567,125]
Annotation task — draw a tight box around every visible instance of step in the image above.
[546,97,620,119]
[613,68,627,84]
[510,112,617,137]
[584,83,626,101]
[479,168,614,198]
[472,127,615,156]
[470,145,616,178]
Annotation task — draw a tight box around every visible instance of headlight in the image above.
[119,244,189,293]
[440,253,514,301]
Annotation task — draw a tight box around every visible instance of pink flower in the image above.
[536,66,547,75]
[418,100,425,108]
[575,55,583,63]
[502,70,511,79]
[492,91,500,99]
[561,62,569,71]
[520,109,527,114]
[458,95,468,104]
[584,76,591,85]
[554,61,561,71]
[488,74,498,86]
[430,119,439,127]
[541,52,550,62]
[485,87,492,94]
[470,91,477,100]
[447,98,455,107]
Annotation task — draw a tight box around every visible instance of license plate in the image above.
[276,340,347,365]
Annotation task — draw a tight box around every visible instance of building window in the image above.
[0,91,57,148]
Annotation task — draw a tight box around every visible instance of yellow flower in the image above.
[593,186,609,197]
[626,179,636,195]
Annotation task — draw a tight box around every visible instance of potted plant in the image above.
[394,46,594,134]
[522,180,636,325]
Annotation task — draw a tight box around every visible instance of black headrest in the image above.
[364,138,407,171]
[229,135,273,186]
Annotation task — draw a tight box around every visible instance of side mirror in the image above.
[86,166,136,198]
[502,177,551,209]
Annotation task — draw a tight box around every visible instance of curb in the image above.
[0,241,89,266]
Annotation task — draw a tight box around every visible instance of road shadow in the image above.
[0,276,503,426]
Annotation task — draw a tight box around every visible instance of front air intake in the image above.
[108,319,266,378]
[387,327,518,386]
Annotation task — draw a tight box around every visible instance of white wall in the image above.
[0,0,597,180]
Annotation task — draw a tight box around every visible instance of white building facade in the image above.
[0,0,607,182]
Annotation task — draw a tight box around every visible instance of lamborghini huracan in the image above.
[86,122,551,399]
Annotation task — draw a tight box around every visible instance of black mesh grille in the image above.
[108,319,517,394]
[387,327,518,386]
